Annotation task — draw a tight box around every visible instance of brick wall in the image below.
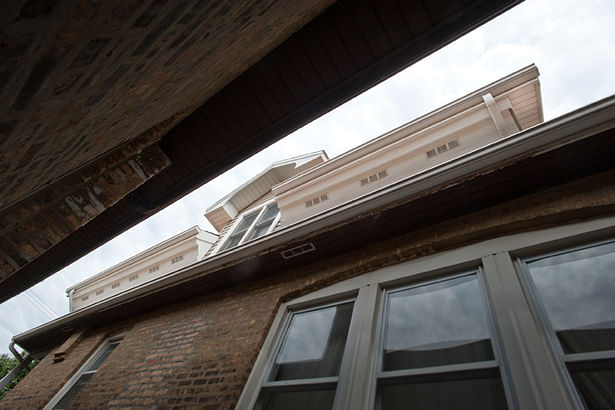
[2,331,105,408]
[0,0,334,207]
[3,170,615,408]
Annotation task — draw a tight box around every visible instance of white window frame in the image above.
[515,237,615,409]
[237,215,615,410]
[45,334,125,410]
[256,297,357,408]
[216,201,281,253]
[372,269,513,410]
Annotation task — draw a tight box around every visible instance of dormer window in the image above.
[222,203,280,251]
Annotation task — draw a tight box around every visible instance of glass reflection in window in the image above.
[269,301,354,381]
[247,203,279,241]
[527,241,615,354]
[376,375,508,410]
[383,274,494,371]
[255,389,336,410]
[526,240,615,408]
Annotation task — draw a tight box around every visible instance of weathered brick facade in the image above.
[3,169,614,409]
[0,0,333,206]
[0,0,525,306]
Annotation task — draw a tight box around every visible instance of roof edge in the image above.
[15,94,615,353]
[204,151,327,214]
[273,64,540,195]
[65,225,209,293]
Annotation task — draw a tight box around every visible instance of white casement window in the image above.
[221,202,280,251]
[237,216,615,410]
[374,271,509,409]
[244,269,511,410]
[254,300,355,409]
[45,335,124,410]
[517,239,615,409]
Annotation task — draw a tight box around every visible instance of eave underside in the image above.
[0,0,522,302]
[16,125,615,357]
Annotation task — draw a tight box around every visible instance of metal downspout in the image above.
[68,289,75,312]
[0,342,32,392]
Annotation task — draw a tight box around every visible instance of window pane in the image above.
[570,367,615,409]
[87,341,119,371]
[383,274,494,371]
[249,221,274,240]
[527,241,615,353]
[223,234,243,250]
[259,203,279,222]
[246,204,279,240]
[255,388,336,410]
[270,301,354,381]
[235,211,259,233]
[53,373,93,409]
[376,375,508,410]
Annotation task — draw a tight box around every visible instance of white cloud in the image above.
[1,0,615,354]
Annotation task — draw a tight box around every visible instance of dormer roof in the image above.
[204,151,328,231]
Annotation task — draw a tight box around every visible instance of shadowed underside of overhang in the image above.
[0,0,522,302]
[15,107,615,357]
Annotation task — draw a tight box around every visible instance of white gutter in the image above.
[66,225,205,293]
[13,94,615,346]
[273,64,540,195]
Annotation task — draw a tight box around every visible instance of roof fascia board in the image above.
[195,230,218,243]
[273,65,540,195]
[70,238,199,295]
[273,99,497,203]
[15,95,615,347]
[66,226,203,293]
[204,151,327,214]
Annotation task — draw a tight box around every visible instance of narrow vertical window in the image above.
[254,300,355,410]
[48,336,123,409]
[522,240,615,409]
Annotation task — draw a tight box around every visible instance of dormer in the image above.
[205,152,328,254]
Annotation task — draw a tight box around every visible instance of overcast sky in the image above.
[1,0,614,355]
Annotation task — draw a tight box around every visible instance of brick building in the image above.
[3,66,615,409]
[0,0,522,304]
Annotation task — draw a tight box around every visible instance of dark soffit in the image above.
[15,122,615,357]
[0,0,522,302]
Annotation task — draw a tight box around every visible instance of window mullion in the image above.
[481,252,577,410]
[261,376,338,390]
[240,206,268,245]
[269,210,281,235]
[376,360,498,381]
[477,266,520,410]
[563,349,615,363]
[334,284,380,410]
